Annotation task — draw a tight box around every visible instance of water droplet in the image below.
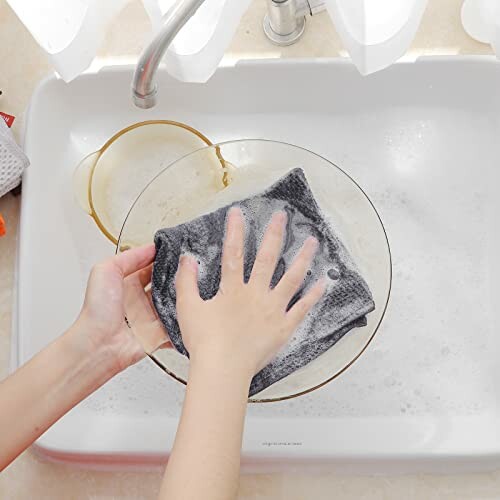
[327,268,340,280]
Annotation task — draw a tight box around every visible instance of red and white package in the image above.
[0,112,15,128]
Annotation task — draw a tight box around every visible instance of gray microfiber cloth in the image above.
[152,168,375,397]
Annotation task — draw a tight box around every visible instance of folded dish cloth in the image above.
[0,117,29,198]
[152,168,375,397]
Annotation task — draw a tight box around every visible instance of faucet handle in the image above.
[306,0,326,16]
[264,0,326,46]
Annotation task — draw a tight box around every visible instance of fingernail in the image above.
[180,254,194,266]
[306,236,319,250]
[316,279,327,299]
[229,206,241,217]
[187,255,199,269]
[274,210,287,226]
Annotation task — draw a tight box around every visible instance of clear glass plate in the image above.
[117,139,392,402]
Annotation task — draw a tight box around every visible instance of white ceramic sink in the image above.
[16,58,500,472]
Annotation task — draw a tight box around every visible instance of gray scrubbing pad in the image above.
[152,168,375,397]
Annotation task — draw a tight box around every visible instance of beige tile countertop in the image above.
[0,0,497,498]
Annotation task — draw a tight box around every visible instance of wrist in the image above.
[189,352,254,389]
[63,318,121,386]
[23,321,123,421]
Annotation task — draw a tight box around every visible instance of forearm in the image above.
[0,320,118,471]
[159,357,252,500]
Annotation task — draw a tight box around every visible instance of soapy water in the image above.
[81,157,382,414]
[84,140,497,419]
[82,109,499,419]
[87,153,375,406]
[248,177,496,417]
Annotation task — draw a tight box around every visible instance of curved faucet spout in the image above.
[132,0,206,109]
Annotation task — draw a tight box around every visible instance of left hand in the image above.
[76,244,169,374]
[0,245,170,473]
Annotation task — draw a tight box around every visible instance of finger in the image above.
[274,236,318,301]
[138,263,153,288]
[125,274,157,324]
[158,338,173,350]
[124,279,171,354]
[146,288,155,311]
[249,211,287,287]
[175,255,201,310]
[122,268,155,356]
[134,320,172,354]
[220,207,245,289]
[286,278,326,330]
[111,244,156,278]
[124,263,153,289]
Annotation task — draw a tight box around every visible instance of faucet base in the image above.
[263,14,306,46]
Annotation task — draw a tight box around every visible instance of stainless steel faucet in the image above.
[132,0,206,109]
[132,0,326,109]
[263,0,326,46]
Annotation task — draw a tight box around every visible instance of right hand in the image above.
[175,207,326,380]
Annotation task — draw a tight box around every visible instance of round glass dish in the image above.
[117,139,392,402]
[74,120,218,244]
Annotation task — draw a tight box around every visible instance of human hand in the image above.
[76,245,169,376]
[175,208,326,381]
[0,245,172,472]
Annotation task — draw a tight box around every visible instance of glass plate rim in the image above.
[116,138,393,403]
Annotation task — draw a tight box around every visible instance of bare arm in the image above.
[159,208,325,500]
[160,359,251,500]
[0,245,165,471]
[0,321,121,470]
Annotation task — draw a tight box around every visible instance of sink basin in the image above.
[16,57,500,472]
